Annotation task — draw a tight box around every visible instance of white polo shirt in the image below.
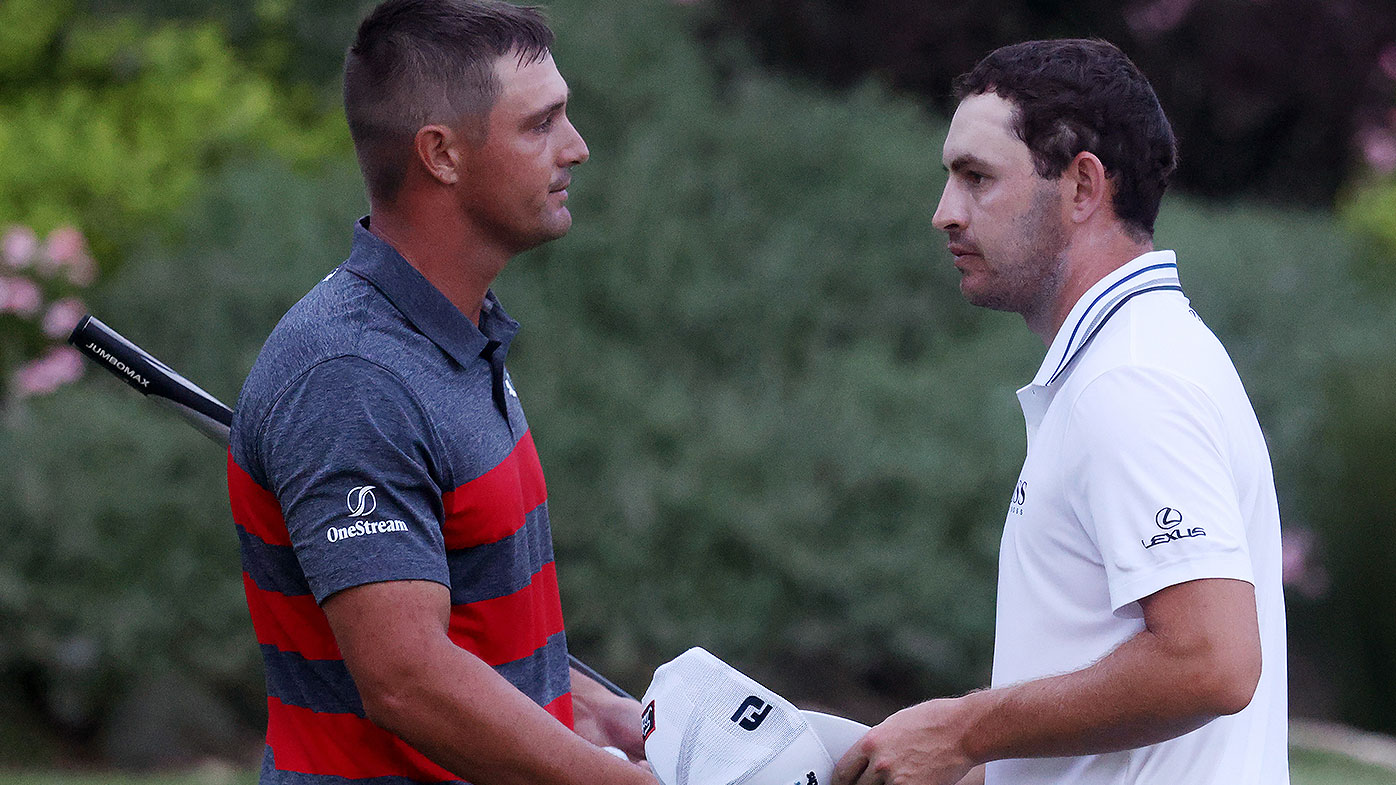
[986,251,1289,785]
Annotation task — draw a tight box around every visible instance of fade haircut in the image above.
[343,0,554,202]
[953,39,1178,239]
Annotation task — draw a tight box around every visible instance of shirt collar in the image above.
[1030,249,1182,388]
[342,217,519,368]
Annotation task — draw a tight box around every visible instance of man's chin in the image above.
[541,207,572,239]
[511,213,573,253]
[960,280,1017,313]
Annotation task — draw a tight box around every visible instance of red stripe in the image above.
[267,696,461,781]
[441,431,547,550]
[265,694,575,779]
[243,573,342,661]
[448,562,564,666]
[544,691,575,730]
[228,450,292,547]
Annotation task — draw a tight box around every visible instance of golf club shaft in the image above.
[68,313,635,701]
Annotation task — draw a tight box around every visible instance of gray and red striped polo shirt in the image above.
[228,218,571,784]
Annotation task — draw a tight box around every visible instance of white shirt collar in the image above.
[1029,250,1182,388]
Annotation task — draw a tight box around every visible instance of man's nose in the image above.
[562,116,589,166]
[932,182,962,233]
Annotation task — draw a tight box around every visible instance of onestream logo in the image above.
[347,485,377,517]
[327,485,408,543]
[327,519,408,542]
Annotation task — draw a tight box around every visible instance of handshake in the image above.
[638,648,868,785]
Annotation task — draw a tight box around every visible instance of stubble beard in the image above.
[970,186,1069,324]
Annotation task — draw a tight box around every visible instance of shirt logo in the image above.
[327,519,409,542]
[1155,507,1183,529]
[504,372,518,399]
[347,485,377,517]
[1008,480,1027,516]
[731,696,772,730]
[641,701,656,741]
[1142,506,1206,549]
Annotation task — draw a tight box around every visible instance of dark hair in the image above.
[953,39,1177,238]
[343,0,554,202]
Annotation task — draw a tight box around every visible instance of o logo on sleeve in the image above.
[347,485,377,517]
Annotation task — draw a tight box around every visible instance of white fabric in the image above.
[988,251,1289,785]
[642,647,867,785]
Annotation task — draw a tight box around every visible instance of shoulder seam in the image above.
[254,354,451,488]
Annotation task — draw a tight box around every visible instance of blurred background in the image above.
[1,0,1395,781]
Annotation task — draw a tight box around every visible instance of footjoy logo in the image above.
[731,696,772,730]
[1142,506,1206,549]
[347,486,377,517]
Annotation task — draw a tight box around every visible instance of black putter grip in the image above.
[68,314,234,443]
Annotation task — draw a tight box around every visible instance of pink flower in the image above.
[3,226,38,269]
[63,252,96,287]
[1125,0,1197,34]
[13,346,85,398]
[45,226,85,263]
[1281,527,1329,599]
[1359,126,1396,175]
[42,297,87,339]
[1380,45,1396,82]
[39,226,95,284]
[0,275,42,317]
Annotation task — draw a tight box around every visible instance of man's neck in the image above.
[1030,230,1154,346]
[367,202,512,327]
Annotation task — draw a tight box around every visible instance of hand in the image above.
[573,691,646,761]
[831,699,977,785]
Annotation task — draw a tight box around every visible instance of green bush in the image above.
[0,160,366,764]
[0,0,348,264]
[3,0,1396,761]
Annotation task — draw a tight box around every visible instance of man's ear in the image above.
[1067,151,1109,225]
[413,124,462,186]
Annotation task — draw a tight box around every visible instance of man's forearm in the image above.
[325,580,651,785]
[366,639,651,785]
[955,626,1240,764]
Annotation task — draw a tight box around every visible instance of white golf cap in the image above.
[641,647,869,785]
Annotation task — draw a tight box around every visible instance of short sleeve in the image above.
[1063,366,1254,617]
[259,355,448,603]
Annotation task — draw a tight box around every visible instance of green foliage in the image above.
[1343,179,1396,279]
[497,0,1036,702]
[1290,746,1396,785]
[3,0,1396,759]
[0,0,349,263]
[0,160,366,761]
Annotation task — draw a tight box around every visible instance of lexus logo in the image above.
[731,696,772,730]
[1155,507,1183,530]
[347,485,377,518]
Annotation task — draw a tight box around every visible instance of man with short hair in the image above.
[227,2,654,784]
[832,39,1288,785]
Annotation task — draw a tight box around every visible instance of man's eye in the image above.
[967,171,986,185]
[535,117,555,132]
